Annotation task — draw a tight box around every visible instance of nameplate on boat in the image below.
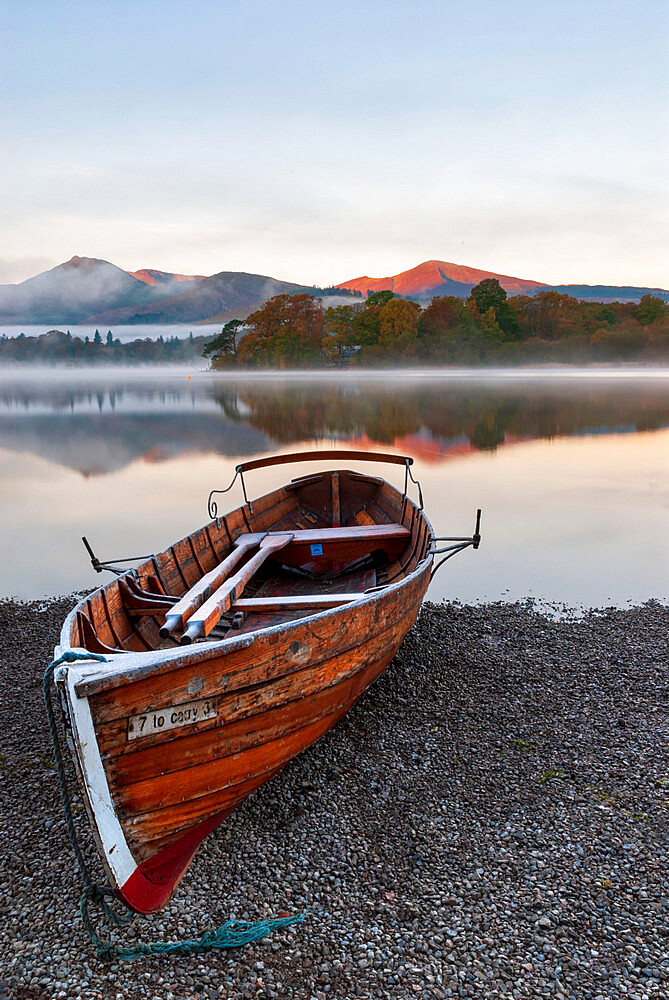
[127,697,218,741]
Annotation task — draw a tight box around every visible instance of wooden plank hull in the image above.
[54,464,435,913]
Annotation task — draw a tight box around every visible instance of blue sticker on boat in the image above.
[310,543,323,556]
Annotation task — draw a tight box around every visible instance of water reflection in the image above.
[229,379,669,452]
[1,372,668,475]
[1,370,667,604]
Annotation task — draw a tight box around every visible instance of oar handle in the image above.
[159,534,262,637]
[473,509,482,549]
[181,534,294,644]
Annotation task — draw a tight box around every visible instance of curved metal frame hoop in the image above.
[207,450,426,520]
[207,466,249,520]
[403,459,424,511]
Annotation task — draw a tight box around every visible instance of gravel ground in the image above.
[0,595,667,1000]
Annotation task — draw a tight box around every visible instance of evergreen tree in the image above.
[203,320,244,365]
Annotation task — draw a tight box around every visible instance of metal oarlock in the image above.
[81,536,154,576]
[429,508,482,581]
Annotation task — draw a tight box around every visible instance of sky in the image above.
[1,0,668,288]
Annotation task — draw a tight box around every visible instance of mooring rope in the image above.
[44,651,308,960]
[80,900,308,961]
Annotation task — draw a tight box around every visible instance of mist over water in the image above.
[1,368,667,606]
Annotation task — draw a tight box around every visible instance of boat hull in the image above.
[55,466,434,912]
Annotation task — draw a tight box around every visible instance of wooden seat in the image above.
[203,524,408,548]
[267,523,410,570]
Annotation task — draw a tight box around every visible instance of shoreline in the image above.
[0,596,666,999]
[1,363,669,377]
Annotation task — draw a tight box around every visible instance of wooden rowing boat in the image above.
[53,450,480,914]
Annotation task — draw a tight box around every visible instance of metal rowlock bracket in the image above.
[429,508,482,581]
[81,536,155,576]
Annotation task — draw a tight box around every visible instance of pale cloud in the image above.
[0,257,56,284]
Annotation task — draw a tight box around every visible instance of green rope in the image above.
[45,650,309,961]
[80,886,307,961]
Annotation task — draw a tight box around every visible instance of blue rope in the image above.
[45,649,309,961]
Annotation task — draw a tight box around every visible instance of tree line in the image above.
[204,279,669,368]
[0,328,210,364]
[2,280,666,367]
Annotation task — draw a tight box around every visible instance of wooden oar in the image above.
[180,533,294,644]
[160,534,263,638]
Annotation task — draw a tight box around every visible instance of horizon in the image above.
[3,252,669,293]
[2,1,668,288]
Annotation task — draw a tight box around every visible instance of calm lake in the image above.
[1,367,667,607]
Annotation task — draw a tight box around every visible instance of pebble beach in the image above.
[0,595,666,1000]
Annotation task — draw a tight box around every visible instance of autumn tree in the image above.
[470,278,507,316]
[419,295,468,336]
[518,290,588,341]
[636,294,667,325]
[236,294,325,368]
[590,319,649,359]
[366,290,396,307]
[377,297,420,356]
[418,296,478,359]
[348,289,395,349]
[323,304,356,365]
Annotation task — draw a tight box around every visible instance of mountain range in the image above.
[1,255,666,327]
[336,259,669,304]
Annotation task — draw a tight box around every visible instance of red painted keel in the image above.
[119,808,232,913]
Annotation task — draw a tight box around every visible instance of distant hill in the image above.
[130,268,205,288]
[1,255,666,326]
[335,259,549,299]
[0,257,152,324]
[0,256,205,325]
[0,256,318,326]
[88,271,319,325]
[551,284,669,303]
[335,259,669,303]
